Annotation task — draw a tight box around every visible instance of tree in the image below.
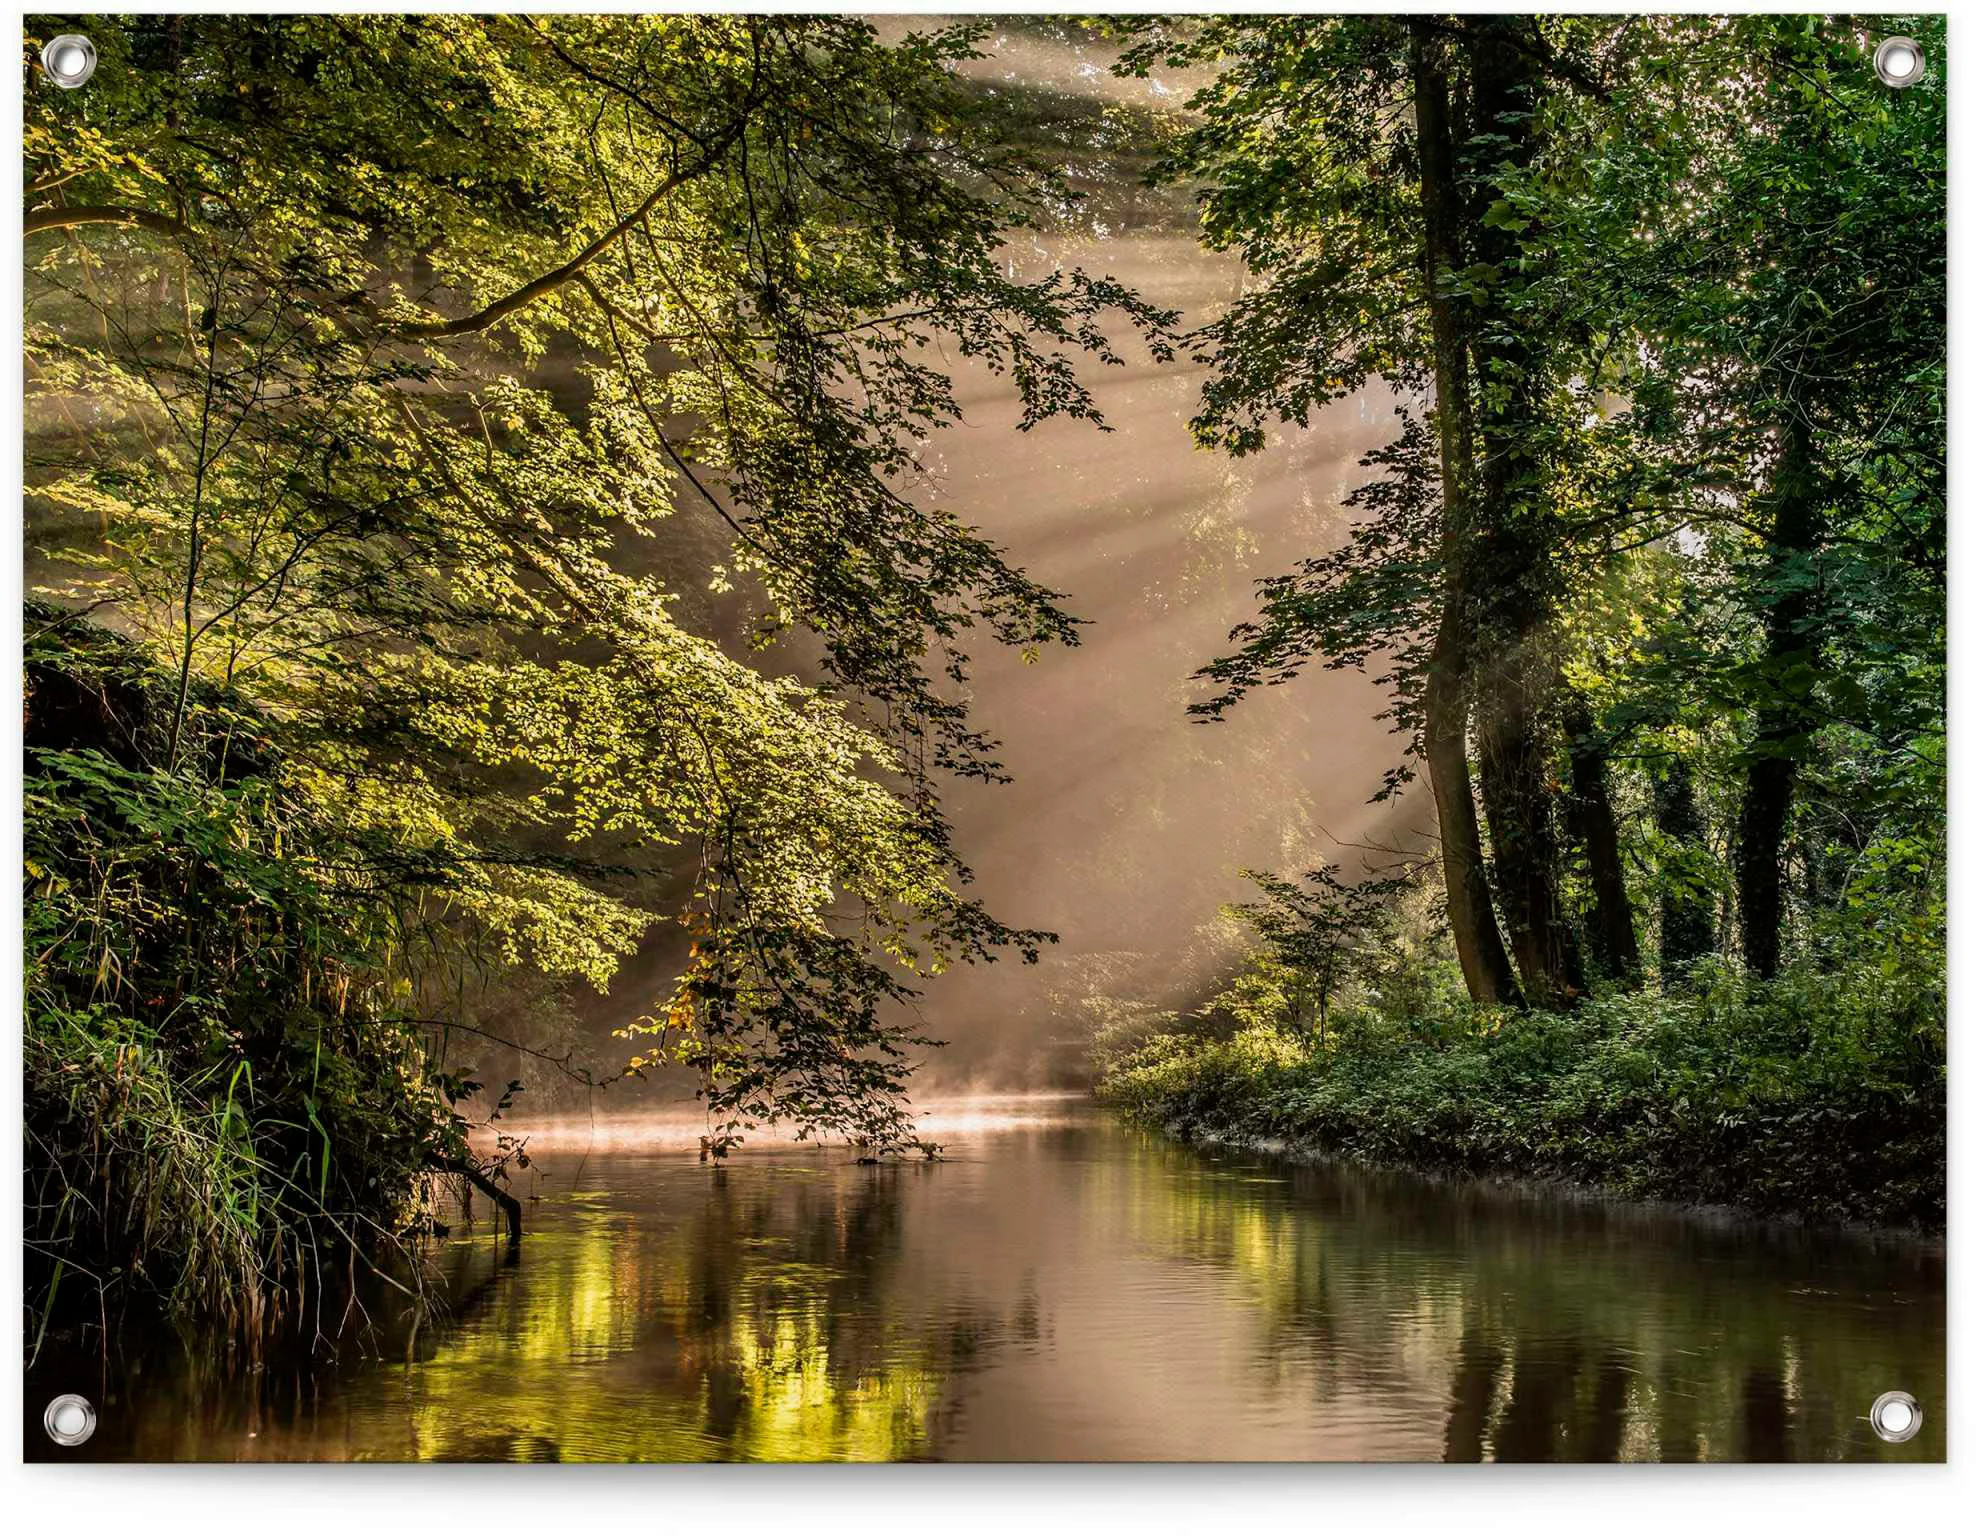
[1220,866,1409,1045]
[1122,15,1625,1008]
[1652,756,1717,977]
[1529,14,1945,978]
[1132,13,1942,1001]
[1700,20,1946,978]
[24,14,1170,1155]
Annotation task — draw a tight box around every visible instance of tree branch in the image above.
[398,125,744,340]
[24,204,190,240]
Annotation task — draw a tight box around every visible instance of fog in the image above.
[839,19,1432,1086]
[905,247,1422,1085]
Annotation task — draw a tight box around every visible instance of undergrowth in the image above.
[1099,959,1944,1231]
[24,604,481,1350]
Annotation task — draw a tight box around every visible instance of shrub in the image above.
[24,607,469,1346]
[1098,960,1944,1230]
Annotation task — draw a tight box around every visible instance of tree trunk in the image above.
[1654,755,1714,979]
[1475,671,1586,1007]
[1562,695,1642,986]
[1424,660,1522,1007]
[1736,413,1820,978]
[1460,17,1583,1008]
[1412,21,1521,1009]
[1738,754,1795,979]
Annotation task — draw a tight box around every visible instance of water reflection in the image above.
[31,1102,1943,1462]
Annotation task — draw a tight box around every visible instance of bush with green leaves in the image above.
[1101,957,1943,1231]
[24,605,479,1342]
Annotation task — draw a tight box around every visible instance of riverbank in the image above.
[1097,963,1944,1233]
[24,604,468,1342]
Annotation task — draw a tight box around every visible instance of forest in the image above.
[22,7,1945,1369]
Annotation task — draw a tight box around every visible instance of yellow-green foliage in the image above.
[24,14,1169,1171]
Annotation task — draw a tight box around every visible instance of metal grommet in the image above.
[1873,36,1926,89]
[43,1393,97,1447]
[1869,1389,1921,1443]
[40,34,98,89]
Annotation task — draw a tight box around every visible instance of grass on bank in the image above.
[23,605,476,1347]
[1098,958,1944,1231]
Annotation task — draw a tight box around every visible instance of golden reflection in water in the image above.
[380,1170,969,1462]
[35,1101,1944,1463]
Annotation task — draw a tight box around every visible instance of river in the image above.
[29,1096,1944,1462]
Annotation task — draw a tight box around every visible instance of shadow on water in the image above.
[26,1102,1944,1462]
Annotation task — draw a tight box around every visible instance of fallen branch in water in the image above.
[434,1157,522,1246]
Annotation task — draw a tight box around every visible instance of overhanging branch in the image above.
[398,125,744,340]
[24,204,190,239]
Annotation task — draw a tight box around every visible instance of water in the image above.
[31,1097,1944,1462]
